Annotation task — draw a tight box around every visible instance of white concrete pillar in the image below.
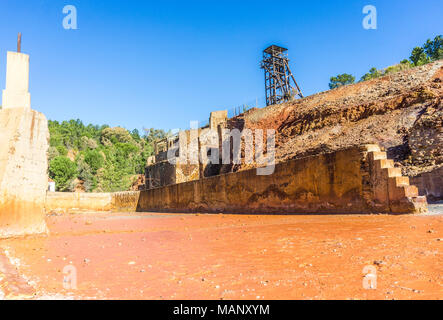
[2,51,31,109]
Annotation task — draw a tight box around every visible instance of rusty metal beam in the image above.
[17,33,21,53]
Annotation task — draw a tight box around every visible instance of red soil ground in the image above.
[0,211,441,300]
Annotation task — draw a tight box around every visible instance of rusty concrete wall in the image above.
[111,191,140,212]
[138,147,366,214]
[0,108,49,238]
[45,192,113,213]
[45,191,140,214]
[145,161,177,189]
[137,146,427,215]
[410,166,443,201]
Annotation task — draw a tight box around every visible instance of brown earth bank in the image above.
[230,61,443,185]
[0,211,441,300]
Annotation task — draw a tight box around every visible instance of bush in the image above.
[360,68,383,82]
[56,145,68,156]
[49,156,78,191]
[80,136,98,150]
[384,61,411,75]
[48,146,60,161]
[84,149,104,174]
[360,61,412,83]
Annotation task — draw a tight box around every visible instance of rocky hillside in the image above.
[240,60,442,179]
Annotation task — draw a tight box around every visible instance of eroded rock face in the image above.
[0,108,49,238]
[234,61,443,173]
[409,101,442,167]
[410,166,443,201]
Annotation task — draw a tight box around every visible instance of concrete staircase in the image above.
[363,144,428,214]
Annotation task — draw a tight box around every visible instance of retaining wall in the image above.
[45,191,140,214]
[136,145,427,214]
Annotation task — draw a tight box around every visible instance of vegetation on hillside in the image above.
[329,74,355,89]
[329,35,442,89]
[48,119,168,192]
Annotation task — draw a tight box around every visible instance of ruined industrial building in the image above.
[140,56,442,215]
[0,40,442,300]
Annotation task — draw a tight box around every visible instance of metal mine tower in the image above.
[261,45,303,106]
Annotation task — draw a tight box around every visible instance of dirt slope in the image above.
[239,60,443,177]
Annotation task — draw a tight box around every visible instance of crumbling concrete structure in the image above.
[145,110,228,189]
[0,50,49,238]
[145,133,200,189]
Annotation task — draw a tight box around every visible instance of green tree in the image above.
[49,156,78,191]
[77,159,96,192]
[144,128,168,144]
[101,127,133,144]
[98,160,133,192]
[56,145,68,156]
[131,129,141,141]
[136,141,154,174]
[80,136,98,150]
[329,73,355,89]
[410,47,431,66]
[423,35,443,61]
[83,149,104,174]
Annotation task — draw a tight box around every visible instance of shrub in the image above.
[49,156,78,191]
[84,149,104,174]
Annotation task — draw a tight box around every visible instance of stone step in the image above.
[389,176,410,187]
[390,185,419,201]
[369,151,387,161]
[375,158,394,169]
[382,167,402,178]
[410,196,429,214]
[390,196,428,214]
[403,185,419,197]
[362,144,381,152]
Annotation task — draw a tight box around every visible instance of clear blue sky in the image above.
[0,0,442,132]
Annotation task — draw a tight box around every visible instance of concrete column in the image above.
[0,50,49,238]
[2,51,31,109]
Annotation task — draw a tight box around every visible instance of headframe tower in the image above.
[261,45,303,106]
